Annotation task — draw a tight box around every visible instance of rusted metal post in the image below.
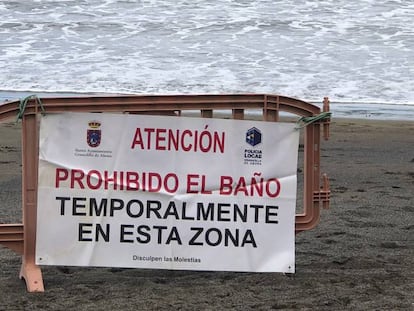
[19,113,44,292]
[323,97,330,140]
[295,122,322,232]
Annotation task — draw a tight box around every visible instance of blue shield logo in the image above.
[246,127,262,147]
[87,121,101,148]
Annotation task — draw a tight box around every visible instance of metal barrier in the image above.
[0,94,330,292]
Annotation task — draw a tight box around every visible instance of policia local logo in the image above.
[244,127,262,165]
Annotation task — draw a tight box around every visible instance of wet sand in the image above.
[0,118,413,310]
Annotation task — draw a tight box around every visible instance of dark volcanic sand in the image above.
[0,118,413,310]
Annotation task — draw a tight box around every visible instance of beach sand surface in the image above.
[0,118,413,310]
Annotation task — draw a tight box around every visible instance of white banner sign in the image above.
[36,112,299,273]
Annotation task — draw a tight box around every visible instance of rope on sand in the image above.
[296,111,331,129]
[16,95,45,122]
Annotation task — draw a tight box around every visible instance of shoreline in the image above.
[1,90,414,121]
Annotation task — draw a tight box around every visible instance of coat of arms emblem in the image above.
[87,121,101,148]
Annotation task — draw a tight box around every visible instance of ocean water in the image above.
[1,0,413,119]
